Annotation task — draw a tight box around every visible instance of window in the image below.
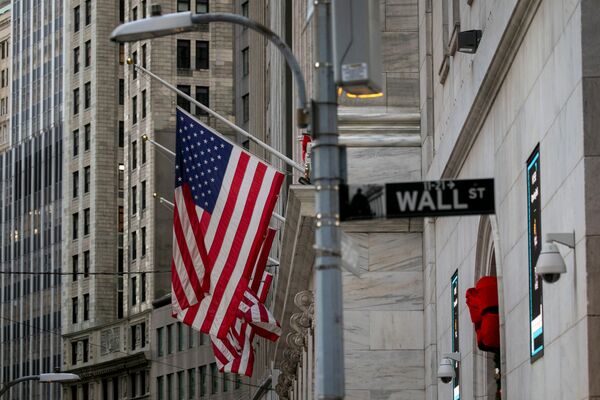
[132,185,137,215]
[142,140,147,164]
[178,371,184,400]
[74,6,80,32]
[142,0,147,18]
[210,363,217,394]
[141,272,146,302]
[188,326,195,349]
[167,374,173,400]
[177,85,191,112]
[71,342,78,365]
[73,213,79,240]
[73,88,80,115]
[85,0,91,25]
[177,40,191,69]
[133,51,138,79]
[84,251,90,277]
[84,82,91,109]
[142,90,147,118]
[235,374,241,389]
[177,0,190,12]
[131,276,137,305]
[119,0,125,22]
[72,255,79,281]
[119,121,124,147]
[84,124,91,151]
[199,366,206,396]
[157,328,164,356]
[119,79,124,105]
[195,86,209,116]
[85,40,91,67]
[131,326,137,351]
[72,171,79,198]
[72,297,78,323]
[177,322,184,351]
[132,96,138,124]
[222,372,228,392]
[242,47,249,76]
[141,227,146,257]
[131,231,137,260]
[119,43,125,64]
[141,322,147,347]
[132,7,138,21]
[141,180,147,209]
[157,376,164,400]
[188,369,195,400]
[241,1,248,18]
[196,0,208,13]
[73,130,79,156]
[83,294,89,321]
[84,208,90,235]
[141,44,147,68]
[195,41,209,69]
[242,94,249,123]
[73,47,80,73]
[84,166,90,193]
[83,340,89,362]
[167,324,173,354]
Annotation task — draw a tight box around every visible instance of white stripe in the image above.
[172,223,198,307]
[209,166,278,335]
[175,187,206,297]
[204,147,242,250]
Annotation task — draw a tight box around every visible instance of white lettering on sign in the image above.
[418,191,436,210]
[396,191,419,211]
[396,189,470,212]
[468,187,486,200]
[453,190,468,209]
[531,187,539,203]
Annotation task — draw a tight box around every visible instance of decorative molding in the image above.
[441,0,543,178]
[438,54,450,84]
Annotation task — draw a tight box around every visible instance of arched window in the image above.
[473,216,503,399]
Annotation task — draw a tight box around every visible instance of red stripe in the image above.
[250,228,276,294]
[204,161,267,337]
[182,303,199,326]
[217,170,284,338]
[173,203,203,301]
[171,260,190,310]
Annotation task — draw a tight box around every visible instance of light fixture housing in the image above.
[457,30,482,54]
[535,232,575,283]
[437,352,460,384]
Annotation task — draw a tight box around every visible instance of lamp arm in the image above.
[545,232,575,248]
[0,376,40,398]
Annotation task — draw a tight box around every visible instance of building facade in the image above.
[61,1,236,399]
[0,0,64,399]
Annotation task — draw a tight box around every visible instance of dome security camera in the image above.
[437,352,460,384]
[535,234,574,284]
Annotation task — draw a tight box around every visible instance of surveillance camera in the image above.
[535,242,566,284]
[437,357,455,384]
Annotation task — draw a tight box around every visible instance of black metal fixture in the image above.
[457,30,482,54]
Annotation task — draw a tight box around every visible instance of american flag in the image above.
[171,108,284,339]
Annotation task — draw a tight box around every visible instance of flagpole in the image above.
[132,61,305,173]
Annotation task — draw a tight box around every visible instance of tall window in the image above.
[222,372,228,392]
[84,82,91,109]
[73,129,79,156]
[157,327,164,356]
[119,79,124,105]
[82,340,89,362]
[71,343,78,365]
[142,0,147,18]
[84,166,90,193]
[73,213,79,240]
[131,231,137,260]
[141,180,147,209]
[141,227,146,257]
[177,322,184,352]
[195,41,209,69]
[242,94,249,123]
[132,51,138,79]
[72,171,79,198]
[167,374,173,400]
[141,44,147,68]
[177,85,191,112]
[195,86,209,116]
[142,90,147,119]
[132,140,138,169]
[177,40,191,69]
[85,40,91,67]
[199,366,206,396]
[84,124,91,151]
[141,272,146,302]
[83,294,90,321]
[83,250,90,277]
[196,0,208,13]
[74,6,80,32]
[167,324,173,354]
[73,88,80,115]
[177,0,190,12]
[187,369,195,400]
[242,47,249,76]
[119,43,125,64]
[73,47,80,73]
[119,121,125,147]
[142,140,147,164]
[241,1,248,18]
[72,255,79,281]
[157,376,164,400]
[131,276,137,305]
[85,0,91,25]
[210,363,217,394]
[72,297,78,323]
[132,96,138,124]
[132,7,138,21]
[84,208,90,235]
[177,371,184,400]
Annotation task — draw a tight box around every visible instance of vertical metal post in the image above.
[313,1,344,399]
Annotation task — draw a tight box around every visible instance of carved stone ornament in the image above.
[294,290,314,311]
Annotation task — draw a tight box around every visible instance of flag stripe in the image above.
[250,228,276,294]
[173,204,204,301]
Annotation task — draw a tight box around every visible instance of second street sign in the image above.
[340,179,495,220]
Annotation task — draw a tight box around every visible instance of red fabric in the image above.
[301,135,312,162]
[466,276,500,352]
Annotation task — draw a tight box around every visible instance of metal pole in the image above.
[0,376,40,398]
[313,0,344,399]
[133,63,305,173]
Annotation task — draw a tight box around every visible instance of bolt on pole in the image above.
[313,0,345,399]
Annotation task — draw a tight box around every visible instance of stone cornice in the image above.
[63,352,149,379]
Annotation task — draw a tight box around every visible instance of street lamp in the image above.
[0,373,80,398]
